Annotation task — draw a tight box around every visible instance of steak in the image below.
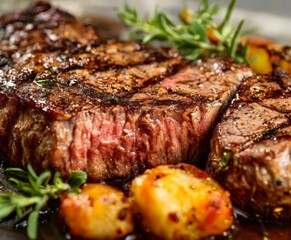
[0,2,252,181]
[206,73,291,221]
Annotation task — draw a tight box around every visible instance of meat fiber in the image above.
[206,73,291,222]
[0,2,252,181]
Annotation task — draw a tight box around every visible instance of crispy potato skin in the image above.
[60,184,134,240]
[130,164,233,240]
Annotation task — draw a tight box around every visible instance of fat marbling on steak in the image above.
[0,2,252,181]
[206,73,291,221]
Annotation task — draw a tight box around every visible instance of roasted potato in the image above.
[60,183,134,240]
[242,36,291,74]
[130,163,233,240]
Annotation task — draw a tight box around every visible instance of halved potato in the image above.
[130,163,233,240]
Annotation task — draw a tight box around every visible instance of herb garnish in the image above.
[117,0,247,63]
[34,79,55,86]
[0,164,87,240]
[221,151,232,169]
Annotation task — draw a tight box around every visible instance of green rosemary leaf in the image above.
[67,171,87,190]
[27,195,49,239]
[27,164,38,181]
[0,204,16,220]
[159,14,180,40]
[28,175,42,195]
[16,206,33,220]
[142,34,157,44]
[27,210,39,240]
[6,167,29,181]
[220,25,232,40]
[53,172,66,190]
[218,0,236,32]
[0,193,13,203]
[34,79,55,86]
[36,171,51,186]
[8,178,37,196]
[208,2,220,16]
[12,195,38,208]
[229,19,245,58]
[180,48,203,61]
[16,206,24,219]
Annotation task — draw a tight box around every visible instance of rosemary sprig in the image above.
[117,0,247,63]
[0,164,87,240]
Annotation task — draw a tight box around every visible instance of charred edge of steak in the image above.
[206,73,291,222]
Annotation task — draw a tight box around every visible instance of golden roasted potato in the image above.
[242,36,291,74]
[60,183,134,240]
[130,163,233,240]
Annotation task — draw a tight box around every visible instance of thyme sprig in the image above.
[117,0,247,62]
[0,164,87,240]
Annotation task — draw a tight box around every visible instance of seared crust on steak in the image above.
[0,1,100,56]
[0,2,252,181]
[206,73,291,221]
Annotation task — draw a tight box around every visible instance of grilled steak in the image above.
[206,73,291,221]
[0,2,252,181]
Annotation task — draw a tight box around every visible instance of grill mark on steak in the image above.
[4,57,184,118]
[0,2,252,182]
[57,58,183,96]
[14,42,180,73]
[206,73,291,221]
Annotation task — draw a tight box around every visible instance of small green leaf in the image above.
[16,207,33,220]
[0,204,16,220]
[34,79,55,86]
[183,48,203,60]
[27,211,39,240]
[208,3,220,16]
[0,193,13,203]
[16,207,24,218]
[27,165,38,181]
[218,0,236,31]
[36,171,51,186]
[160,23,179,40]
[189,20,206,40]
[221,151,232,168]
[67,171,87,189]
[53,172,64,187]
[229,19,244,58]
[143,34,157,44]
[7,177,33,194]
[28,175,42,195]
[6,168,29,181]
